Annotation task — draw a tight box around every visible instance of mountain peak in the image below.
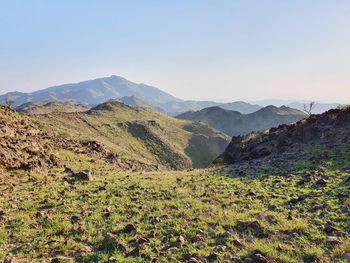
[0,75,180,107]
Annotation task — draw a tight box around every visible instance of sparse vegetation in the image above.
[1,143,350,262]
[1,102,350,262]
[303,101,316,116]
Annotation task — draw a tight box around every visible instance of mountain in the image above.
[214,106,350,165]
[155,100,221,116]
[252,99,340,114]
[0,75,263,115]
[177,105,307,136]
[24,101,230,169]
[286,102,340,114]
[115,96,154,109]
[0,75,180,107]
[218,101,262,113]
[157,100,262,115]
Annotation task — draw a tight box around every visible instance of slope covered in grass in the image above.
[1,142,350,262]
[27,101,230,169]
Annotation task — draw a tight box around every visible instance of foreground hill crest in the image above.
[15,100,230,170]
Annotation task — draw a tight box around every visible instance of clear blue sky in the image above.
[1,0,349,102]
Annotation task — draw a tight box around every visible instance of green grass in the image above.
[29,102,230,169]
[1,143,350,262]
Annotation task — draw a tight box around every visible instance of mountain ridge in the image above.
[0,75,180,107]
[177,105,306,136]
[214,106,350,165]
[23,100,230,169]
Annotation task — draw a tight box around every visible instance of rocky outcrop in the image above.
[0,106,58,171]
[214,107,350,165]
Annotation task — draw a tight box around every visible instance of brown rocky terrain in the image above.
[0,105,153,173]
[0,105,58,171]
[214,107,350,165]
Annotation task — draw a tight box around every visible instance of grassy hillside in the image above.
[1,139,349,262]
[1,105,350,262]
[26,101,230,169]
[17,101,89,115]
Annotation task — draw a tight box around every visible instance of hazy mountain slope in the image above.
[286,102,340,114]
[155,100,221,115]
[177,105,306,136]
[0,75,180,107]
[253,99,340,114]
[219,101,262,113]
[115,96,153,108]
[26,101,230,169]
[155,100,261,115]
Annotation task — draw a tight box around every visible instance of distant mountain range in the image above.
[1,75,341,115]
[177,105,306,136]
[1,75,179,107]
[252,99,340,114]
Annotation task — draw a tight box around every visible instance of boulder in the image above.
[100,232,127,252]
[73,171,92,181]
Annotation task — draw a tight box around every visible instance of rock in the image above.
[178,235,185,245]
[73,170,92,181]
[232,237,244,247]
[122,224,137,235]
[64,167,74,174]
[213,245,226,252]
[206,253,219,262]
[3,258,18,263]
[235,220,268,238]
[50,257,74,263]
[0,210,5,220]
[289,196,305,204]
[315,178,327,186]
[171,235,186,248]
[70,215,80,224]
[244,251,269,263]
[344,253,350,262]
[324,222,338,234]
[168,246,179,252]
[326,236,342,245]
[100,232,127,253]
[344,177,350,184]
[103,206,112,217]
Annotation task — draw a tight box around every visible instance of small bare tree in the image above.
[303,101,315,116]
[4,97,15,108]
